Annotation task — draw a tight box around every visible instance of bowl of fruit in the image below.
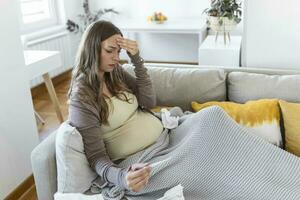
[147,12,168,24]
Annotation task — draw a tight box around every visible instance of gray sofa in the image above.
[31,63,300,200]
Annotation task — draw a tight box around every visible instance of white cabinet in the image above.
[198,35,242,67]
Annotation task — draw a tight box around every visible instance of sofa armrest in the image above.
[31,131,57,200]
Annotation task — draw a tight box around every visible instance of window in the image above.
[19,0,59,33]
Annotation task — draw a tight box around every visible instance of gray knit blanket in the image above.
[95,106,300,200]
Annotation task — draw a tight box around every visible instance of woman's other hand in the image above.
[125,163,151,192]
[116,37,139,56]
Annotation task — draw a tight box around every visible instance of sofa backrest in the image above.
[123,64,227,110]
[125,63,300,105]
[123,63,300,109]
[227,72,300,103]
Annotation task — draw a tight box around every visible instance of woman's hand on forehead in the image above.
[116,36,139,56]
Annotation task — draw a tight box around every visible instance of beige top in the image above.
[101,92,163,161]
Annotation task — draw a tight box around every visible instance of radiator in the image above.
[26,33,79,88]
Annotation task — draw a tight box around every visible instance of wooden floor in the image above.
[33,71,70,141]
[19,185,36,200]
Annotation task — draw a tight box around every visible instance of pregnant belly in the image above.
[104,112,163,161]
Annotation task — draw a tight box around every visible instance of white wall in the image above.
[91,0,209,19]
[242,0,300,69]
[90,0,211,63]
[63,0,83,58]
[0,0,39,198]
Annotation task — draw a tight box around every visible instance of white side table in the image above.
[24,50,64,123]
[198,35,242,67]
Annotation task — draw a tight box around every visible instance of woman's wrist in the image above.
[129,52,144,65]
[121,167,130,190]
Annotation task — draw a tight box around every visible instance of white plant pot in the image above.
[208,16,237,33]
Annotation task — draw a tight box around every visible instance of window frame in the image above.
[19,0,60,34]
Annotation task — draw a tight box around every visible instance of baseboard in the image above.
[19,184,36,200]
[4,175,34,200]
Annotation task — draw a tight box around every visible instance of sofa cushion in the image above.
[228,72,300,103]
[56,122,97,193]
[191,99,282,147]
[279,100,300,157]
[123,64,226,111]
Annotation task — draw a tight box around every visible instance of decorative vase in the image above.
[207,16,237,44]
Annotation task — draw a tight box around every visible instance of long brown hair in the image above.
[68,21,132,124]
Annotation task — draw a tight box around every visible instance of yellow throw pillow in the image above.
[279,100,300,157]
[191,99,282,147]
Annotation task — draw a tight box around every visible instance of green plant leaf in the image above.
[203,0,242,21]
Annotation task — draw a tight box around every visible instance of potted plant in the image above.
[66,0,118,33]
[203,0,242,43]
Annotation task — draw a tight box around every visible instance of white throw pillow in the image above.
[56,121,97,193]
